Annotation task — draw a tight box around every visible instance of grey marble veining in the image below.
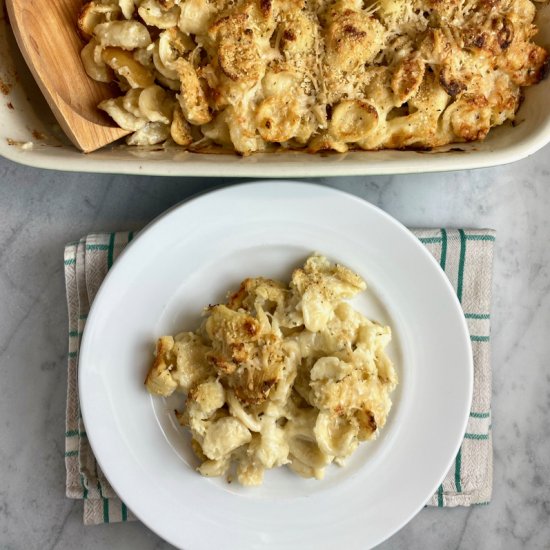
[0,150,549,550]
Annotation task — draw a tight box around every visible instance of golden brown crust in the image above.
[391,55,425,103]
[77,1,112,42]
[145,336,178,396]
[170,104,194,145]
[176,59,212,125]
[81,0,549,153]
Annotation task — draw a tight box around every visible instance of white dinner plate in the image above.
[79,181,473,549]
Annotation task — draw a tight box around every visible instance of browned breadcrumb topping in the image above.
[80,0,549,154]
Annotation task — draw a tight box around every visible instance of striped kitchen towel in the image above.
[64,229,494,524]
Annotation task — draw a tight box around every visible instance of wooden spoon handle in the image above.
[6,0,128,152]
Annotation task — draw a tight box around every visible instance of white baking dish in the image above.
[1,0,549,177]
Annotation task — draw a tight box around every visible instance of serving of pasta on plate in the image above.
[145,254,397,485]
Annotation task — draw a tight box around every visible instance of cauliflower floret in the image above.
[227,277,287,317]
[188,377,225,417]
[205,304,286,405]
[206,305,260,346]
[145,336,179,396]
[145,332,214,395]
[310,356,352,382]
[171,332,213,392]
[309,367,393,432]
[236,451,265,486]
[201,417,252,460]
[291,254,366,332]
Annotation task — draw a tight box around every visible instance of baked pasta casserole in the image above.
[145,254,397,485]
[79,0,549,154]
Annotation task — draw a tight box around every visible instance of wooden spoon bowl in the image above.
[6,0,128,152]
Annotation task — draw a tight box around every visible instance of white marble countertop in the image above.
[1,150,549,550]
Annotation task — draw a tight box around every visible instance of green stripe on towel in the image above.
[465,234,495,242]
[471,335,490,342]
[103,498,110,524]
[440,229,447,271]
[419,236,442,244]
[80,473,88,500]
[457,229,466,302]
[107,233,116,269]
[470,412,490,418]
[452,230,467,494]
[464,313,490,319]
[464,433,490,440]
[455,448,463,492]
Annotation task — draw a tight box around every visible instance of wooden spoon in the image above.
[6,0,129,152]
